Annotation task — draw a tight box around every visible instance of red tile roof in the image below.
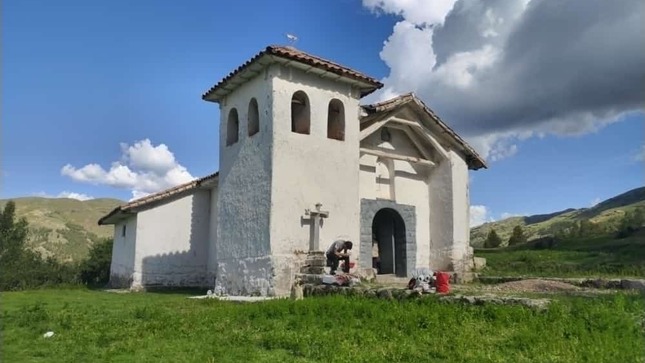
[202,45,383,102]
[362,93,487,170]
[98,172,219,225]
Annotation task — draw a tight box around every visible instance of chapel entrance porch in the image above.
[372,208,407,277]
[360,199,416,277]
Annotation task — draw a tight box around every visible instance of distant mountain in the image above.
[471,187,645,247]
[0,197,124,262]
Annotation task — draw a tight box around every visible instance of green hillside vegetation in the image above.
[0,197,123,262]
[0,200,115,291]
[471,187,645,247]
[476,229,645,278]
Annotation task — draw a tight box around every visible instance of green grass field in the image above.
[476,231,645,278]
[2,288,644,362]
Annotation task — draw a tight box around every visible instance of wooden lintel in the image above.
[360,148,435,167]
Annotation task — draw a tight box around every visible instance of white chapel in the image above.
[99,45,487,296]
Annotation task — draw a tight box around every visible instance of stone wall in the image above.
[360,199,416,276]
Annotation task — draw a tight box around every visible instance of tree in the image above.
[484,229,502,248]
[508,225,527,246]
[0,201,29,264]
[0,200,80,290]
[79,238,114,285]
[617,208,645,238]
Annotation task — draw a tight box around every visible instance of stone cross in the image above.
[304,203,329,251]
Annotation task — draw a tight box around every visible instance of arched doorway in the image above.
[372,208,407,277]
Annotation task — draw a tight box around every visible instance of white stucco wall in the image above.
[206,186,219,283]
[109,216,137,287]
[448,150,473,272]
[428,154,454,270]
[132,190,211,288]
[427,147,474,272]
[270,66,362,295]
[216,71,274,296]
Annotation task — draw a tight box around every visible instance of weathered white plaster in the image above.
[109,216,137,287]
[428,154,455,270]
[215,70,274,295]
[448,150,474,272]
[132,191,211,288]
[206,187,219,283]
[270,66,362,295]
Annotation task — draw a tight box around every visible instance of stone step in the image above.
[294,273,325,284]
[300,266,326,274]
[375,274,411,286]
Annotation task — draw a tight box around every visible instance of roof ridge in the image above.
[361,94,487,170]
[202,45,383,101]
[362,92,415,109]
[98,172,219,225]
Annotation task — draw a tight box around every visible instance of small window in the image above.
[381,127,391,142]
[121,225,126,237]
[327,99,345,141]
[226,108,239,146]
[291,91,310,134]
[248,98,259,136]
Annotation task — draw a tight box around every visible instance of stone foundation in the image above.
[301,284,550,309]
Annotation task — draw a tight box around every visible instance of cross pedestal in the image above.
[304,203,329,252]
[301,203,329,275]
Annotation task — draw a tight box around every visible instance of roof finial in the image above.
[285,33,298,48]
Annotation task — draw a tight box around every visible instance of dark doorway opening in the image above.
[372,208,406,277]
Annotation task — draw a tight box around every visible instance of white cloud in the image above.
[363,0,645,162]
[58,191,94,201]
[62,139,194,200]
[589,197,601,207]
[470,205,493,227]
[500,212,522,220]
[363,0,457,26]
[634,145,645,162]
[35,191,94,201]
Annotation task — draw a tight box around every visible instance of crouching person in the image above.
[326,240,353,275]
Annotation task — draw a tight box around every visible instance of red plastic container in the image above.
[434,271,450,294]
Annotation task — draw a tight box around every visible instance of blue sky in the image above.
[2,0,643,225]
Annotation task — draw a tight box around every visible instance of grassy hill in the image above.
[476,228,645,278]
[0,197,124,263]
[470,186,645,247]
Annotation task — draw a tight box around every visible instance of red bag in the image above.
[434,271,450,294]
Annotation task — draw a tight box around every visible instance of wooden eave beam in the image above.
[385,123,433,160]
[389,117,450,160]
[359,147,435,167]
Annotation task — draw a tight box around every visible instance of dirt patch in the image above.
[492,279,580,293]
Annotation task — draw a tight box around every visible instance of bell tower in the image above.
[202,45,382,296]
